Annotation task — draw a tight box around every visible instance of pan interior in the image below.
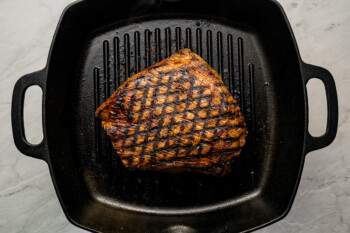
[73,17,276,209]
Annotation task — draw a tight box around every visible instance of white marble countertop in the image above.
[0,0,349,232]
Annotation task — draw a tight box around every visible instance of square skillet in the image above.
[12,0,338,232]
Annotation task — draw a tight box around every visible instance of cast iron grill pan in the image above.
[11,0,338,232]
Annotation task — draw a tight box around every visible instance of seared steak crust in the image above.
[96,49,247,176]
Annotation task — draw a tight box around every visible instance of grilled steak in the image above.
[95,49,247,176]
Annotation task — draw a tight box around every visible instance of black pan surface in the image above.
[12,0,338,232]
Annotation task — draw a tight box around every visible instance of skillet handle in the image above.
[302,63,338,154]
[12,69,48,161]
